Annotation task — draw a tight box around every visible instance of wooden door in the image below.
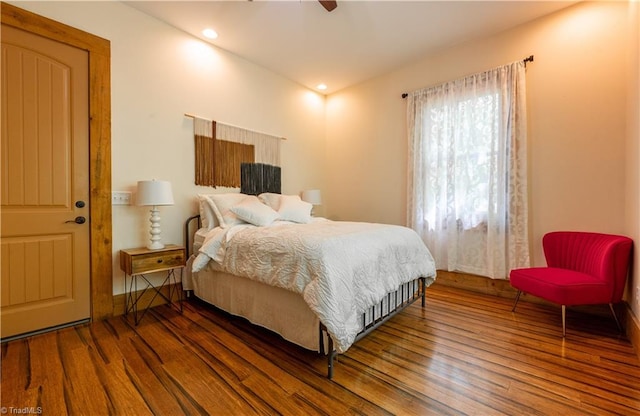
[1,23,91,338]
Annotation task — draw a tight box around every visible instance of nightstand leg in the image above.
[125,273,151,325]
[132,273,141,325]
[125,273,138,318]
[124,273,128,316]
[166,268,183,314]
[124,268,184,325]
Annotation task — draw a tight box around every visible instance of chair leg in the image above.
[512,290,522,312]
[609,303,623,333]
[562,305,566,337]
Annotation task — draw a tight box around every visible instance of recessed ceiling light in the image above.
[202,28,218,40]
[317,83,327,91]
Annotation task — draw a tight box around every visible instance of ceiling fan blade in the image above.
[319,1,337,12]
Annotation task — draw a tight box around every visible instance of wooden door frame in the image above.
[2,2,114,319]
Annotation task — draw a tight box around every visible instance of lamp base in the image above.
[146,242,165,250]
[147,206,165,250]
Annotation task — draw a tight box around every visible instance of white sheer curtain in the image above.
[407,60,530,279]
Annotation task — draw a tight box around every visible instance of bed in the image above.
[183,192,437,378]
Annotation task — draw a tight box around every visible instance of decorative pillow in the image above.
[208,193,248,228]
[258,192,282,211]
[197,194,218,230]
[230,195,280,227]
[277,195,312,224]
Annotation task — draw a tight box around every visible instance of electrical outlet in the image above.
[112,191,132,205]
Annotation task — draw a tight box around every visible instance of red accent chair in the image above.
[510,231,633,336]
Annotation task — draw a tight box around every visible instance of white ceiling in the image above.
[124,0,577,94]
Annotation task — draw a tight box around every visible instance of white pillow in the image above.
[230,195,280,226]
[197,194,219,230]
[258,192,282,211]
[277,195,312,224]
[208,193,248,228]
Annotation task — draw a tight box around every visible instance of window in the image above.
[407,61,530,279]
[423,91,499,232]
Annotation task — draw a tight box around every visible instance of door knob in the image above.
[75,200,86,208]
[65,216,86,224]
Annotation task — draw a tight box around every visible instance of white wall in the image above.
[325,1,639,317]
[12,1,638,317]
[10,1,327,295]
[326,1,632,271]
[626,0,640,320]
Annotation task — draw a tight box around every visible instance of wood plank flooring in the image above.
[2,284,639,415]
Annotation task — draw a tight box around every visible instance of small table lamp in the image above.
[301,189,322,215]
[137,180,174,250]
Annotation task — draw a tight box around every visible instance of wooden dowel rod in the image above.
[183,113,287,140]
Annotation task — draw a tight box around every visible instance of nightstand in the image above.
[120,244,186,324]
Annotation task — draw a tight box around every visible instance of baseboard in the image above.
[624,304,640,360]
[112,283,182,317]
[434,270,571,312]
[434,270,517,299]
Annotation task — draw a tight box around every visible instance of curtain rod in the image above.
[184,113,287,140]
[401,55,535,99]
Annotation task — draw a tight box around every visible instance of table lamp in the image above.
[137,179,174,249]
[301,189,322,215]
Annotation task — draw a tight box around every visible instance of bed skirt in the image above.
[189,264,322,351]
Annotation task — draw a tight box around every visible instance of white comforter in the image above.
[193,219,436,353]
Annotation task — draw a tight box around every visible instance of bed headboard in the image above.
[184,214,201,258]
[240,163,281,195]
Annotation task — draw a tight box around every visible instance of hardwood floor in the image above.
[2,284,639,415]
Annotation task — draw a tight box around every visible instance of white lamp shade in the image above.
[301,189,322,205]
[137,180,174,206]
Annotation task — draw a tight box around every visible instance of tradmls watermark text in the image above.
[0,407,43,415]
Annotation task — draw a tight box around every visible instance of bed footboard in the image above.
[321,276,427,379]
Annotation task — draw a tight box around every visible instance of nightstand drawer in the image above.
[130,250,184,274]
[120,245,185,275]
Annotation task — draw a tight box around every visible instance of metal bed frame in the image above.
[185,214,427,379]
[321,277,426,379]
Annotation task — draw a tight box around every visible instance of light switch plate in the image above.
[112,191,132,205]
